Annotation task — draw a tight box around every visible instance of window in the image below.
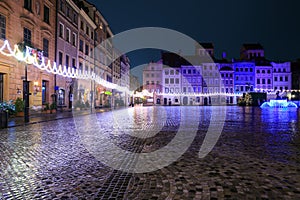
[146,81,149,85]
[267,70,271,74]
[23,27,31,46]
[165,78,169,84]
[262,70,265,74]
[151,81,154,85]
[256,70,260,73]
[170,70,174,75]
[250,68,253,72]
[175,78,179,84]
[58,89,65,105]
[262,79,265,84]
[236,76,239,81]
[79,39,83,52]
[59,23,64,38]
[65,55,69,68]
[267,79,271,84]
[73,13,77,24]
[59,0,64,12]
[165,88,169,93]
[274,77,278,81]
[285,76,288,81]
[66,28,70,42]
[44,5,50,24]
[283,68,286,72]
[0,14,6,39]
[42,80,48,104]
[66,6,70,18]
[79,62,83,71]
[86,26,89,36]
[236,68,239,72]
[183,69,186,74]
[58,52,63,65]
[80,21,84,30]
[85,44,89,55]
[91,32,94,40]
[176,70,179,75]
[0,74,3,102]
[72,58,76,68]
[280,77,283,81]
[257,79,260,84]
[24,0,32,11]
[72,33,77,46]
[43,38,49,57]
[188,69,191,74]
[165,70,169,75]
[245,68,248,72]
[170,78,174,84]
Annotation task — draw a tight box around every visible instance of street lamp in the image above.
[17,42,30,123]
[23,63,29,123]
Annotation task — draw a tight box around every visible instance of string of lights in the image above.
[0,40,132,95]
[1,40,298,98]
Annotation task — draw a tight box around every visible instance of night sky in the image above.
[88,0,300,68]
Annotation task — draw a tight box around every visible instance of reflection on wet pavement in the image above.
[0,106,299,199]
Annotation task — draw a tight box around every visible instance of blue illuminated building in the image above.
[233,61,256,94]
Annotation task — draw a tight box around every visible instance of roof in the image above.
[242,43,264,50]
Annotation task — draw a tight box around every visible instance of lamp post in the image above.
[23,63,29,123]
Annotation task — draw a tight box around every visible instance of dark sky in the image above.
[89,0,300,67]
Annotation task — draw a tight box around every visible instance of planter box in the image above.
[16,111,24,117]
[0,111,8,128]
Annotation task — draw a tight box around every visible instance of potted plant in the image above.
[15,97,25,117]
[50,102,57,113]
[43,103,50,114]
[0,100,15,128]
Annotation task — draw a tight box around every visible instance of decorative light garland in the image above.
[0,40,133,95]
[1,40,298,98]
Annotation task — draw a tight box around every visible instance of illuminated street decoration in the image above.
[260,99,298,108]
[0,40,132,94]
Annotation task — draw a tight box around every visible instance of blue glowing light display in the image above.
[260,99,298,108]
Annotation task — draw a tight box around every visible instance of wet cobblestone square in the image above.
[1,106,300,199]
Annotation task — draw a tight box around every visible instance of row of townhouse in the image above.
[143,43,293,105]
[0,0,130,111]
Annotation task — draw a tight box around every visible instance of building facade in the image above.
[271,62,292,91]
[0,0,56,110]
[56,0,79,109]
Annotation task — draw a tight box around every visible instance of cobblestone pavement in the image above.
[0,106,300,199]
